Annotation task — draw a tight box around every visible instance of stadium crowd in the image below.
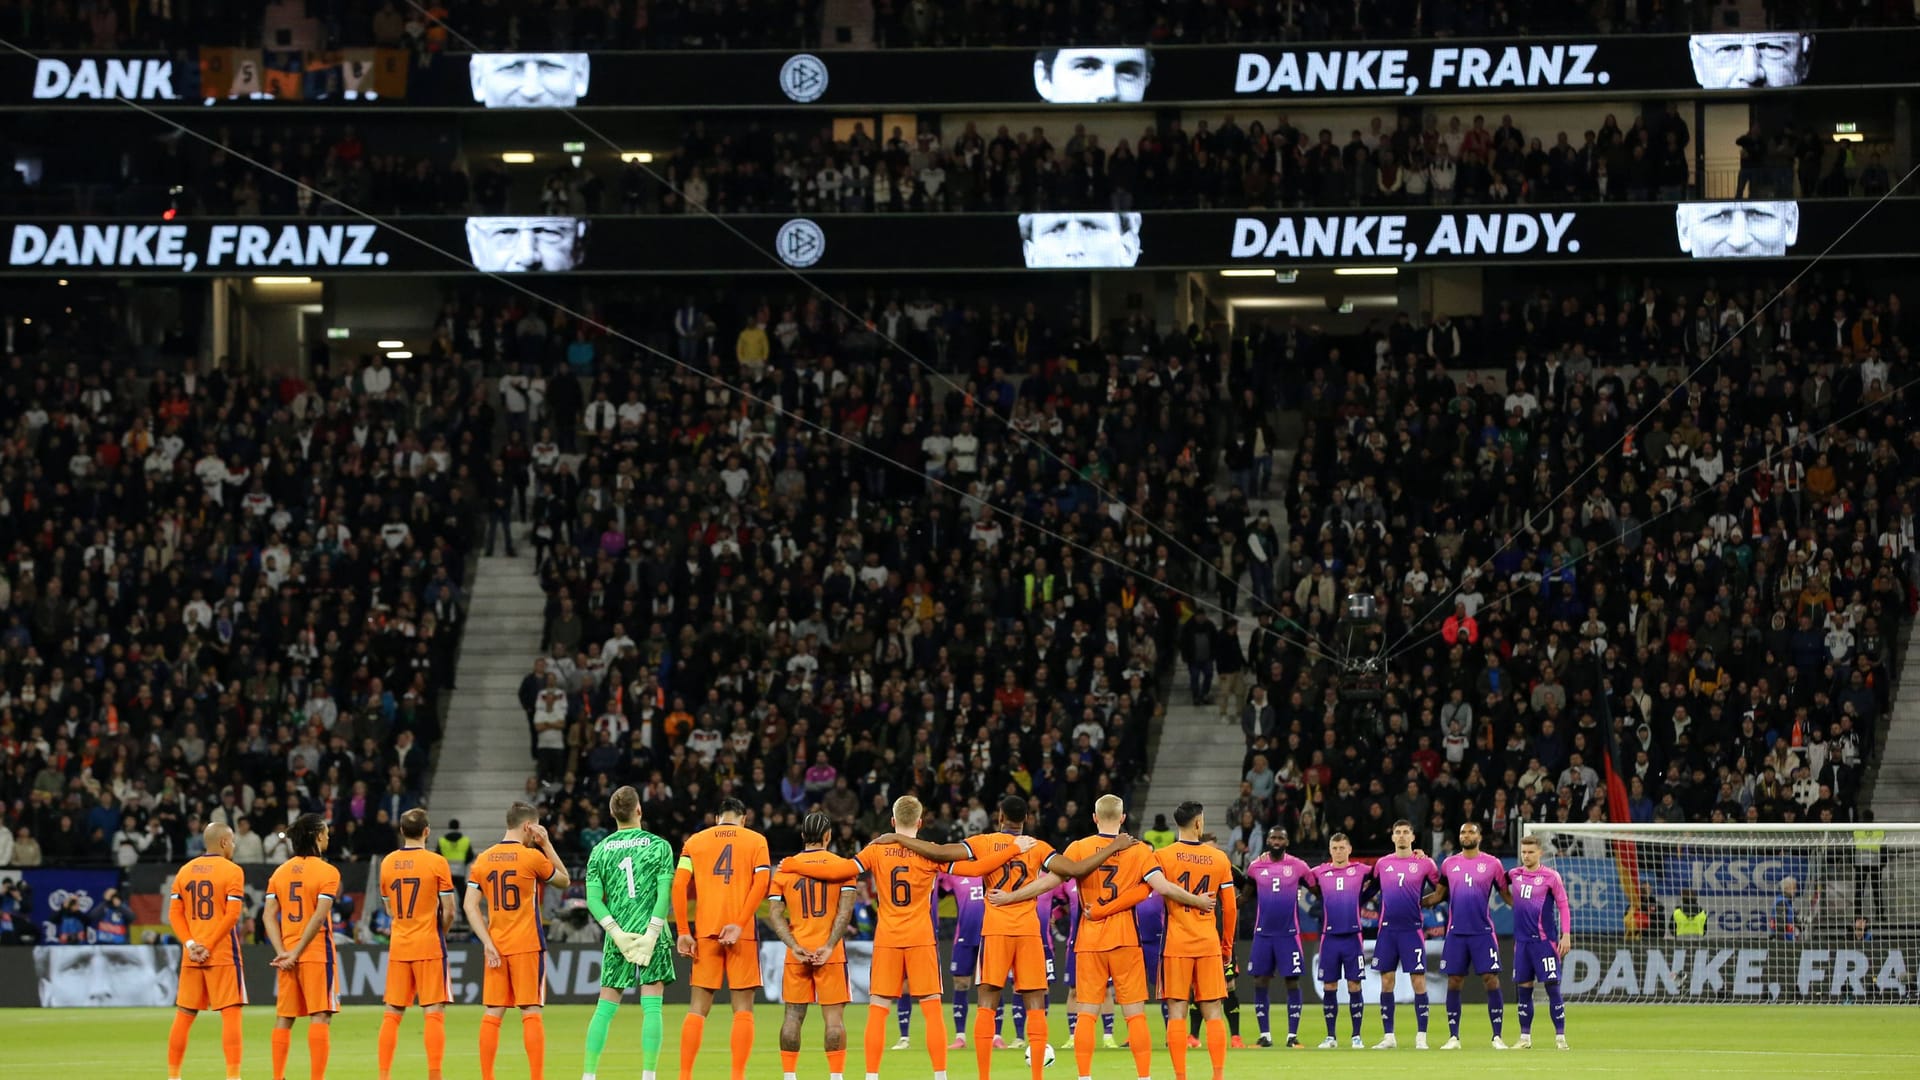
[1227,270,1912,865]
[0,323,480,877]
[498,283,1188,861]
[13,0,1911,52]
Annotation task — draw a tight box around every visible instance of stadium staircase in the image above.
[1133,415,1297,827]
[432,543,546,838]
[1867,624,1920,822]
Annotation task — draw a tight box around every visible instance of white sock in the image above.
[582,1074,596,1080]
[643,1071,657,1080]
[934,1072,948,1080]
[830,1073,845,1080]
[785,1073,798,1080]
[867,1073,881,1080]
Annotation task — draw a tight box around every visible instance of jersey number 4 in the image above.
[712,844,735,885]
[1175,870,1212,894]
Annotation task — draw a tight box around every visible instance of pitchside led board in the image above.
[3,200,1917,276]
[4,28,1916,108]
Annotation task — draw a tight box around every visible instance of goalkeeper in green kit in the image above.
[581,785,678,1080]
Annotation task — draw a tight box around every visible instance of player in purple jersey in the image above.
[1307,833,1374,1049]
[1509,835,1571,1050]
[940,866,987,1049]
[1244,826,1311,1048]
[1369,820,1440,1050]
[1432,822,1512,1050]
[1134,888,1167,1033]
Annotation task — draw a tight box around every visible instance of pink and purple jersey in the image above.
[1043,878,1080,955]
[1508,866,1570,942]
[1309,861,1372,935]
[941,871,986,943]
[1440,852,1507,937]
[1246,853,1313,937]
[1373,853,1440,931]
[1135,891,1165,948]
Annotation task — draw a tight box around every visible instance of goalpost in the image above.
[1518,822,1920,1004]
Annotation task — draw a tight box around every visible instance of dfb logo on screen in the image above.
[776,219,826,268]
[32,58,176,100]
[779,54,830,103]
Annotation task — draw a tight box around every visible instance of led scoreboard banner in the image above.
[3,200,1917,276]
[4,28,1916,109]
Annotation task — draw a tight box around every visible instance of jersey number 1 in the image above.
[619,856,639,898]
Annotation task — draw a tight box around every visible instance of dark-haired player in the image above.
[1370,820,1439,1050]
[464,801,572,1080]
[674,797,771,1080]
[1154,802,1236,1080]
[1432,821,1510,1050]
[1245,825,1311,1048]
[580,785,676,1080]
[377,808,457,1080]
[265,813,342,1080]
[767,812,859,1080]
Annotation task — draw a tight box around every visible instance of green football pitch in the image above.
[0,1002,1910,1079]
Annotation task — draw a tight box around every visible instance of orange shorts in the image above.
[177,963,247,1012]
[977,934,1049,993]
[869,944,940,1000]
[276,961,340,1017]
[482,952,546,1008]
[1159,954,1227,1003]
[1076,948,1148,1006]
[692,937,762,991]
[783,960,850,1006]
[385,956,453,1007]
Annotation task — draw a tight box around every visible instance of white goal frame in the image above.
[1516,821,1919,1004]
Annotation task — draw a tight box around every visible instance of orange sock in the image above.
[1205,1018,1226,1080]
[424,1011,446,1080]
[826,1048,847,1076]
[1167,1018,1189,1080]
[220,1007,244,1079]
[378,1012,402,1080]
[974,1010,995,1080]
[307,1023,330,1080]
[1027,1011,1049,1080]
[1075,1010,1098,1076]
[679,1013,705,1080]
[918,998,949,1072]
[479,1014,503,1080]
[271,1027,293,1080]
[167,1010,193,1075]
[781,1050,800,1075]
[728,1012,754,1080]
[1125,1014,1152,1078]
[523,1012,546,1080]
[865,1005,888,1076]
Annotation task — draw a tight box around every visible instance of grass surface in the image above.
[0,1002,1910,1078]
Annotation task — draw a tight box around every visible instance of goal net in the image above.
[1518,823,1920,1004]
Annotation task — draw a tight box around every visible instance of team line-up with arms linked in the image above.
[157,788,1575,1080]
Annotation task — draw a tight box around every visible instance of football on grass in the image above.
[1024,1042,1057,1068]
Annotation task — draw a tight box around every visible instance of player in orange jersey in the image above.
[1152,803,1236,1080]
[986,795,1215,1080]
[883,795,1131,1080]
[463,801,572,1080]
[376,809,457,1080]
[766,812,859,1080]
[265,814,343,1080]
[779,794,1030,1080]
[673,797,772,1080]
[167,822,249,1080]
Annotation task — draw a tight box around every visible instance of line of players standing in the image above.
[159,790,1573,1080]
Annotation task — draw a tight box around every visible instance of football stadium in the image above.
[0,3,1916,1079]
